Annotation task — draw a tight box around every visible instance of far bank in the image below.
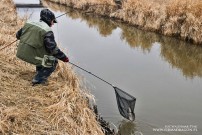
[44,0,202,45]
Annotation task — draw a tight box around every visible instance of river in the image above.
[14,0,202,134]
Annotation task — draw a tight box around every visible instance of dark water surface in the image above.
[15,1,202,135]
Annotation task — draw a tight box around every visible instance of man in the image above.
[16,9,69,86]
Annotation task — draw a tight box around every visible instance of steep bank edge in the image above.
[0,0,104,134]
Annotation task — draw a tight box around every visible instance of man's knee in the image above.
[52,60,58,71]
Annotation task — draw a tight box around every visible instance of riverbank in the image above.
[44,0,202,45]
[0,0,104,134]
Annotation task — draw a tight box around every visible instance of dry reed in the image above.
[0,0,23,47]
[0,0,104,134]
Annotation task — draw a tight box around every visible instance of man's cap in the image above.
[40,9,57,24]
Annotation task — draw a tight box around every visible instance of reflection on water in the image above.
[120,25,155,53]
[69,12,117,37]
[43,0,117,37]
[84,16,117,37]
[160,38,202,78]
[43,0,202,79]
[119,23,202,78]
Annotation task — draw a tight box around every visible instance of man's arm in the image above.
[16,28,22,40]
[44,31,69,62]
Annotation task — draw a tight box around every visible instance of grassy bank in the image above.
[45,0,202,45]
[0,0,103,134]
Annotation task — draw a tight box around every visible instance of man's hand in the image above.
[62,57,69,63]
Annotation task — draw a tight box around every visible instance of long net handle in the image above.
[69,62,114,87]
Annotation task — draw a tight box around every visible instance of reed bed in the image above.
[0,0,104,134]
[45,0,202,45]
[47,0,117,16]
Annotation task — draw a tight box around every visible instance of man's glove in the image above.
[62,57,69,63]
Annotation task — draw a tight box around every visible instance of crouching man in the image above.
[16,9,69,86]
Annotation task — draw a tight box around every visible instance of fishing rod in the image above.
[55,11,70,19]
[68,62,136,121]
[0,10,70,51]
[0,39,18,51]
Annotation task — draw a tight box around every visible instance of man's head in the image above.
[40,9,57,27]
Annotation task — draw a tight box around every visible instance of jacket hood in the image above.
[40,9,57,26]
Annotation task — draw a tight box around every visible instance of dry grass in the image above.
[0,57,104,134]
[0,0,104,134]
[0,0,24,47]
[47,0,117,16]
[46,0,202,45]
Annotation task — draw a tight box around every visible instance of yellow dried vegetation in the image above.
[0,0,103,134]
[46,0,202,45]
[0,0,23,46]
[46,0,116,16]
[165,0,202,44]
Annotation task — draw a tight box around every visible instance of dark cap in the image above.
[40,9,57,24]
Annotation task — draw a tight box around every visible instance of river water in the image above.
[15,0,202,135]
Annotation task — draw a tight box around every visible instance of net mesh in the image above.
[114,87,136,121]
